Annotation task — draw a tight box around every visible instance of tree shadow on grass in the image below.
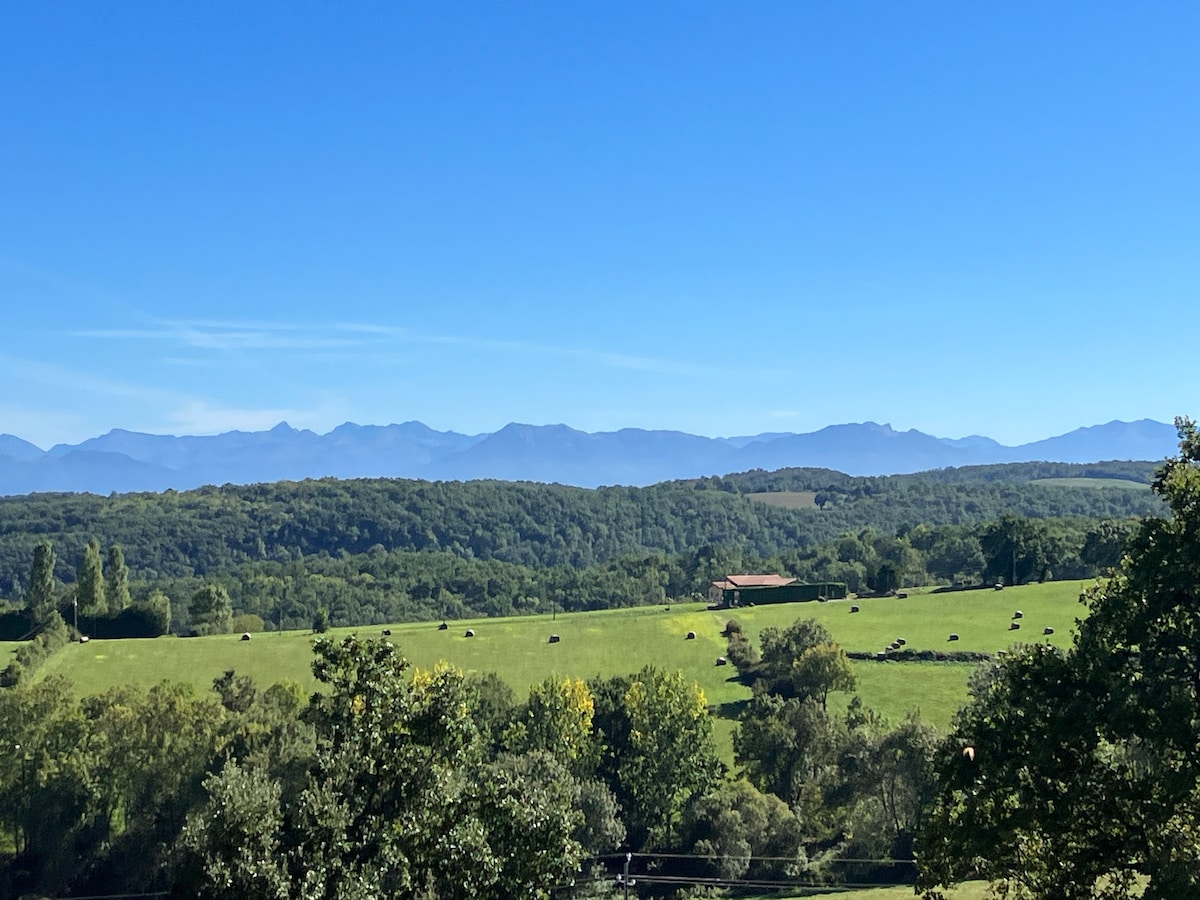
[713,699,748,721]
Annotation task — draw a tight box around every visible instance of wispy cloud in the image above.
[77,317,713,376]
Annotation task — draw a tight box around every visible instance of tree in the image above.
[105,543,132,613]
[791,642,857,711]
[190,585,233,635]
[26,540,58,627]
[293,636,581,899]
[681,779,807,883]
[756,618,834,696]
[919,418,1200,899]
[503,676,597,778]
[980,515,1048,585]
[76,539,105,619]
[615,667,719,848]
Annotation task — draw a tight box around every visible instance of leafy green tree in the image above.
[311,605,330,633]
[175,762,291,900]
[190,584,233,635]
[503,676,597,777]
[293,637,582,899]
[980,515,1048,585]
[76,539,105,622]
[682,778,807,883]
[791,642,857,710]
[26,540,58,627]
[919,418,1200,899]
[756,618,834,696]
[105,543,132,613]
[136,590,172,636]
[617,667,719,848]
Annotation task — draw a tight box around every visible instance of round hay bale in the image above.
[241,632,251,642]
[1013,611,1023,619]
[1010,622,1021,630]
[850,605,860,613]
[888,642,900,651]
[995,583,1004,590]
[876,652,888,660]
[715,656,728,666]
[548,634,560,643]
[464,629,475,638]
[686,631,696,640]
[1043,626,1055,635]
[438,622,448,631]
[79,635,90,644]
[381,628,392,636]
[948,633,960,641]
[897,591,908,599]
[896,637,906,645]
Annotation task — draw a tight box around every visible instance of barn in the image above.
[710,574,848,607]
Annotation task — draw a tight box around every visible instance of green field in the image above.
[34,579,1096,759]
[1033,476,1150,490]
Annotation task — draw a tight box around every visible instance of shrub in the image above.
[312,607,330,634]
[231,613,266,634]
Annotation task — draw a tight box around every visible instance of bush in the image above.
[312,607,330,634]
[6,611,70,687]
[231,613,265,634]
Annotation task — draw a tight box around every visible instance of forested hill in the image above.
[0,460,1163,594]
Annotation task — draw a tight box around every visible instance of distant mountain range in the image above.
[0,419,1180,496]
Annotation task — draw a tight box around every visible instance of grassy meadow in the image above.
[34,579,1097,759]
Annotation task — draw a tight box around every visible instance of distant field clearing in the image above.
[1032,477,1150,489]
[748,490,819,509]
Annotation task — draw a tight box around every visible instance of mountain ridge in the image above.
[0,418,1179,496]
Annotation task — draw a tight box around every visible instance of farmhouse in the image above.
[711,574,848,607]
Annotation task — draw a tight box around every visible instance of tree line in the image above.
[0,462,1162,596]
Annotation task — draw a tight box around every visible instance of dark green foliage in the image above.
[918,419,1200,898]
[25,539,57,626]
[4,611,70,685]
[105,543,132,613]
[310,606,329,633]
[76,539,105,619]
[189,584,232,635]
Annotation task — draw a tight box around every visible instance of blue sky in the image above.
[2,2,1198,449]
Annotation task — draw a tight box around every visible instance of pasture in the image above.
[35,579,1097,759]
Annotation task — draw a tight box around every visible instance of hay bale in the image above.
[850,605,860,613]
[1013,611,1023,619]
[715,656,728,666]
[381,628,392,636]
[79,635,90,644]
[948,633,960,641]
[438,622,448,631]
[896,638,906,645]
[548,634,561,643]
[241,633,251,642]
[464,629,475,638]
[1043,626,1055,635]
[1010,622,1020,630]
[995,583,1004,590]
[876,652,888,660]
[897,591,908,599]
[686,631,696,640]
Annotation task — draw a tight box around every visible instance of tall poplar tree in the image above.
[76,540,105,621]
[105,544,131,613]
[26,540,58,626]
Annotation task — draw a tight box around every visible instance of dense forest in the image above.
[0,461,1160,633]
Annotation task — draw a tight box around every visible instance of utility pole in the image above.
[618,852,633,900]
